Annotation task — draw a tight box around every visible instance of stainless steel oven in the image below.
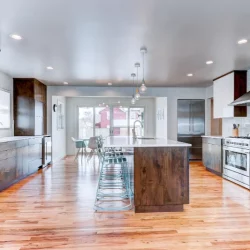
[223,138,250,189]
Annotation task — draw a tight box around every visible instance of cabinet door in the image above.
[177,100,191,135]
[0,157,16,190]
[16,148,23,178]
[213,73,234,118]
[134,147,189,206]
[191,100,205,135]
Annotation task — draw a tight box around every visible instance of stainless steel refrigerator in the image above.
[177,99,205,160]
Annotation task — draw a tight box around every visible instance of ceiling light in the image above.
[108,82,112,86]
[187,73,193,77]
[139,47,147,94]
[10,34,22,40]
[46,66,53,70]
[63,82,68,85]
[206,61,213,65]
[118,101,120,104]
[238,39,248,45]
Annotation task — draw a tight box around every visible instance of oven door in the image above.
[223,146,250,177]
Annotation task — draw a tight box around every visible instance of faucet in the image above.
[132,120,143,138]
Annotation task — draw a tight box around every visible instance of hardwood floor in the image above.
[1,156,250,250]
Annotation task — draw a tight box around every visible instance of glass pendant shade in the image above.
[131,97,136,104]
[135,89,140,100]
[139,80,147,93]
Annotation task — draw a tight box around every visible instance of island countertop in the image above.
[104,136,191,148]
[0,136,48,143]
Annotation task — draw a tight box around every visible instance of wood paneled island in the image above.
[104,136,191,213]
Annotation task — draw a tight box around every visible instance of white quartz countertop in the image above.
[202,135,224,139]
[104,136,191,148]
[0,136,45,143]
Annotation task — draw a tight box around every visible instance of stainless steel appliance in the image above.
[42,136,52,167]
[177,99,205,160]
[223,137,250,189]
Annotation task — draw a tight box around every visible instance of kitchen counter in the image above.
[104,136,190,213]
[0,136,45,143]
[104,136,191,148]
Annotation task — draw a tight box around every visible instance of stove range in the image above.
[223,136,250,189]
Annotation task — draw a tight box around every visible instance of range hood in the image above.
[229,91,250,106]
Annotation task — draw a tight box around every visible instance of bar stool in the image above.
[94,146,132,211]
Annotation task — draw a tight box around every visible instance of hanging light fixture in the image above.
[131,73,136,104]
[139,46,147,94]
[135,62,140,100]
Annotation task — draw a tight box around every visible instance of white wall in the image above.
[52,96,67,161]
[0,71,13,138]
[66,97,156,155]
[47,86,207,144]
[155,97,167,138]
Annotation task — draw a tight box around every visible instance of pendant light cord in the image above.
[142,52,145,81]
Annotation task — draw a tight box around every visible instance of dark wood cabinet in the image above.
[134,147,189,212]
[14,78,47,136]
[0,137,43,191]
[202,137,223,176]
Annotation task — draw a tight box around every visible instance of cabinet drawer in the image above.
[0,142,16,152]
[16,139,29,148]
[29,138,42,146]
[202,137,222,146]
[0,149,17,160]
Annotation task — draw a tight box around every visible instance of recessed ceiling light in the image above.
[10,34,22,40]
[46,66,53,70]
[206,61,213,65]
[187,73,193,77]
[63,82,68,85]
[108,82,112,86]
[238,39,248,45]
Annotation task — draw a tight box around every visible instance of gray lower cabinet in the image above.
[202,137,223,176]
[0,137,42,191]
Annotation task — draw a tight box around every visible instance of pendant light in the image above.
[139,46,147,93]
[135,62,140,100]
[131,73,136,104]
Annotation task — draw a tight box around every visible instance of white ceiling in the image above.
[1,0,250,87]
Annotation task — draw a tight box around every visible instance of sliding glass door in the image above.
[78,106,145,138]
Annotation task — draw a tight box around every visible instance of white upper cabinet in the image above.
[213,71,247,119]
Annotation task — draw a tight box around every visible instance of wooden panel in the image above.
[14,78,47,136]
[234,71,247,117]
[210,98,222,136]
[134,147,189,212]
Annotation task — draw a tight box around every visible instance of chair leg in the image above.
[74,148,81,161]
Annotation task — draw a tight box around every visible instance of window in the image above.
[78,106,145,138]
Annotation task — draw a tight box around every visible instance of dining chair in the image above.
[71,137,87,161]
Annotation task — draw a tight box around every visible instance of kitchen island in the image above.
[104,136,191,213]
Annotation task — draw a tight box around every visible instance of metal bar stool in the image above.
[94,146,132,211]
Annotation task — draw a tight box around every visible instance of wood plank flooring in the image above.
[0,156,250,249]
